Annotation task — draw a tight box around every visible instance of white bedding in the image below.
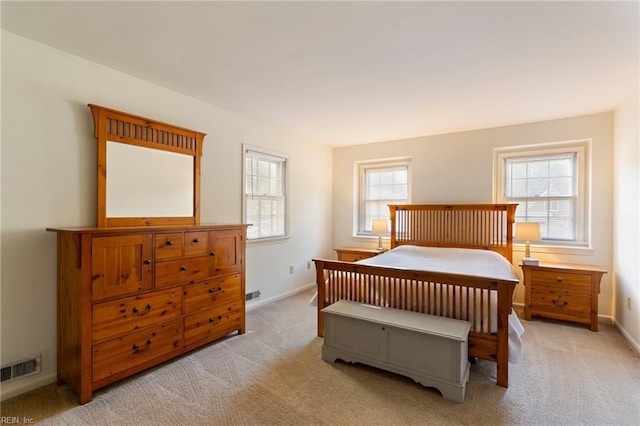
[311,245,525,363]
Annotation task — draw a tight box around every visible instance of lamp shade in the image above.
[515,222,541,242]
[371,219,389,235]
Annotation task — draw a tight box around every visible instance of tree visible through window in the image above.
[243,146,288,240]
[495,141,589,246]
[505,153,576,240]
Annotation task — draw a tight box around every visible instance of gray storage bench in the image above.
[321,300,471,403]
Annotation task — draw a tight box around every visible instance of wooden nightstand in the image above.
[334,247,385,262]
[521,262,606,331]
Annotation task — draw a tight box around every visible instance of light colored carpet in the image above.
[2,288,639,425]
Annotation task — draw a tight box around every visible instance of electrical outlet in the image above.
[289,265,294,275]
[307,261,312,270]
[627,296,632,310]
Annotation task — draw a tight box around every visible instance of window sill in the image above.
[514,243,593,256]
[247,235,292,247]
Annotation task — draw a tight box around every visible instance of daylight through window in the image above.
[243,146,288,240]
[495,141,589,246]
[358,160,410,234]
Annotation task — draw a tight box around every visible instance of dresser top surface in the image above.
[47,223,249,234]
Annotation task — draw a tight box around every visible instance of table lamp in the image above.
[371,219,389,251]
[515,222,541,265]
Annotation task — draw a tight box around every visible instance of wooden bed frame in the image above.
[313,204,519,387]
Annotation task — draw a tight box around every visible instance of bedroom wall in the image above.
[332,112,615,319]
[0,31,333,400]
[613,90,640,351]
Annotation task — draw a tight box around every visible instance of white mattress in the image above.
[311,245,525,363]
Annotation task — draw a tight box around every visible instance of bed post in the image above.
[496,279,516,387]
[389,205,397,248]
[314,259,326,337]
[505,204,517,263]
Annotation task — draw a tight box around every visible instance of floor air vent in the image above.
[1,355,41,383]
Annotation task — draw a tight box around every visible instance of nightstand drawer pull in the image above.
[556,277,563,283]
[552,299,568,307]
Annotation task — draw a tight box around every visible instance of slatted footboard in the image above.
[313,260,517,387]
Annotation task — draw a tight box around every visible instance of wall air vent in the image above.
[245,290,261,301]
[0,355,41,383]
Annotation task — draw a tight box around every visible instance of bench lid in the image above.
[322,300,471,341]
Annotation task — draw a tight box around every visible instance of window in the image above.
[494,141,589,246]
[357,159,410,234]
[243,145,288,241]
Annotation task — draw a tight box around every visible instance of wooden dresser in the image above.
[48,224,247,404]
[521,262,606,331]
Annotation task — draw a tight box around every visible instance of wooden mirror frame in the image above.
[89,104,205,227]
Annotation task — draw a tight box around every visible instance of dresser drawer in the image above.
[155,256,208,288]
[92,288,182,342]
[184,231,208,257]
[92,319,183,383]
[530,292,591,320]
[155,232,184,260]
[530,270,592,296]
[183,301,243,349]
[183,273,242,315]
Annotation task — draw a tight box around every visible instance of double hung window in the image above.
[494,141,589,246]
[243,145,288,241]
[357,159,410,234]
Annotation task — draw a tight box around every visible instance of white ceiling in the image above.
[2,1,638,146]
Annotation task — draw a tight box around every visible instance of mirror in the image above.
[106,141,194,218]
[90,104,205,227]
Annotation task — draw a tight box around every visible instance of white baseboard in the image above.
[612,320,640,354]
[0,372,56,402]
[245,282,315,312]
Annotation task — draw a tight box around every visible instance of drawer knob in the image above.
[132,339,152,353]
[209,286,224,296]
[209,315,223,325]
[166,240,173,246]
[552,299,568,307]
[180,265,187,271]
[132,303,152,316]
[209,251,216,256]
[143,259,151,265]
[557,277,563,283]
[193,238,200,243]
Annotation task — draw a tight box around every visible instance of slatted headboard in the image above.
[388,204,517,262]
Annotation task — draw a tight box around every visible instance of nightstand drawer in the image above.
[340,252,373,262]
[530,270,592,296]
[335,247,384,262]
[530,293,591,319]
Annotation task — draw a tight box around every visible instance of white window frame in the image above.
[493,139,591,248]
[242,144,290,242]
[355,158,411,236]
